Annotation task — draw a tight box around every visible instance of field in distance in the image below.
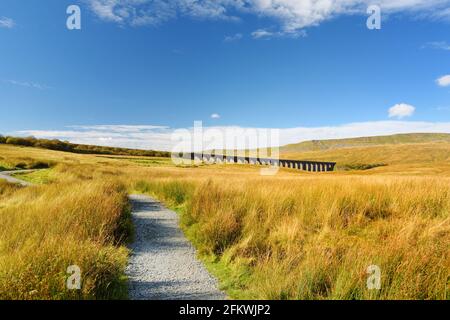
[281,133,450,175]
[0,133,449,300]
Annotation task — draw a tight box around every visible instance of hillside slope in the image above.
[280,133,450,153]
[280,134,450,174]
[209,133,450,174]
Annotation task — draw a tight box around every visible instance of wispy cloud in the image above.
[0,17,15,29]
[251,29,273,39]
[85,0,450,35]
[430,6,450,21]
[436,75,450,87]
[68,125,169,132]
[210,113,221,119]
[2,79,51,90]
[87,0,239,27]
[17,124,173,151]
[423,41,450,51]
[15,121,450,151]
[224,33,243,42]
[251,28,307,39]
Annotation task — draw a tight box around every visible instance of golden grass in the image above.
[131,175,450,300]
[282,141,450,175]
[0,143,449,300]
[0,180,22,202]
[0,161,132,299]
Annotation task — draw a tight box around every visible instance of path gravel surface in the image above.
[126,194,226,300]
[0,170,34,186]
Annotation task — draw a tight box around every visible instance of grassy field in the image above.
[281,133,450,152]
[0,135,449,300]
[0,146,133,299]
[282,141,450,175]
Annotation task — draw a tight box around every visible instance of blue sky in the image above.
[1,0,450,150]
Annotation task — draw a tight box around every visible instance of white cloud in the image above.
[431,6,450,20]
[436,74,450,87]
[68,124,169,132]
[89,0,124,23]
[85,0,450,33]
[2,79,51,90]
[0,17,15,28]
[251,28,306,39]
[15,120,450,151]
[87,0,238,26]
[424,41,450,51]
[251,29,273,39]
[17,125,174,151]
[211,113,221,119]
[388,103,415,119]
[224,33,243,42]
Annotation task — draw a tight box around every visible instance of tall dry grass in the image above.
[0,180,22,200]
[0,172,132,299]
[1,144,449,300]
[133,176,450,300]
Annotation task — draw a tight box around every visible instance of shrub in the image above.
[339,163,387,171]
[5,136,36,147]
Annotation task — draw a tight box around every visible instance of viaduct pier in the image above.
[178,153,336,172]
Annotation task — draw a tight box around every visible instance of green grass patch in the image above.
[0,161,15,171]
[98,156,173,167]
[130,158,173,167]
[339,163,387,171]
[198,253,253,300]
[0,157,55,171]
[12,169,55,184]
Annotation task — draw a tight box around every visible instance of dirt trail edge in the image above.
[0,170,35,186]
[126,194,226,300]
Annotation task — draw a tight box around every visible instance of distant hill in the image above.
[280,133,450,153]
[224,133,450,173]
[278,133,450,173]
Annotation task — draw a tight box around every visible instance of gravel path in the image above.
[0,170,35,186]
[126,194,226,300]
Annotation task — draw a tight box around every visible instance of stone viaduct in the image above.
[179,153,336,172]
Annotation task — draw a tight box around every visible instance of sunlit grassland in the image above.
[0,142,449,300]
[281,133,450,152]
[0,146,134,299]
[282,142,450,175]
[130,174,450,300]
[12,169,55,184]
[96,155,172,164]
[0,178,132,299]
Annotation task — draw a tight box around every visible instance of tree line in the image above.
[0,135,170,158]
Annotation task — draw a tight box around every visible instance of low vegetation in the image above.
[12,169,55,184]
[0,180,22,201]
[283,141,450,175]
[0,134,449,300]
[0,156,54,171]
[0,162,132,299]
[133,176,449,299]
[281,133,450,152]
[338,163,387,171]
